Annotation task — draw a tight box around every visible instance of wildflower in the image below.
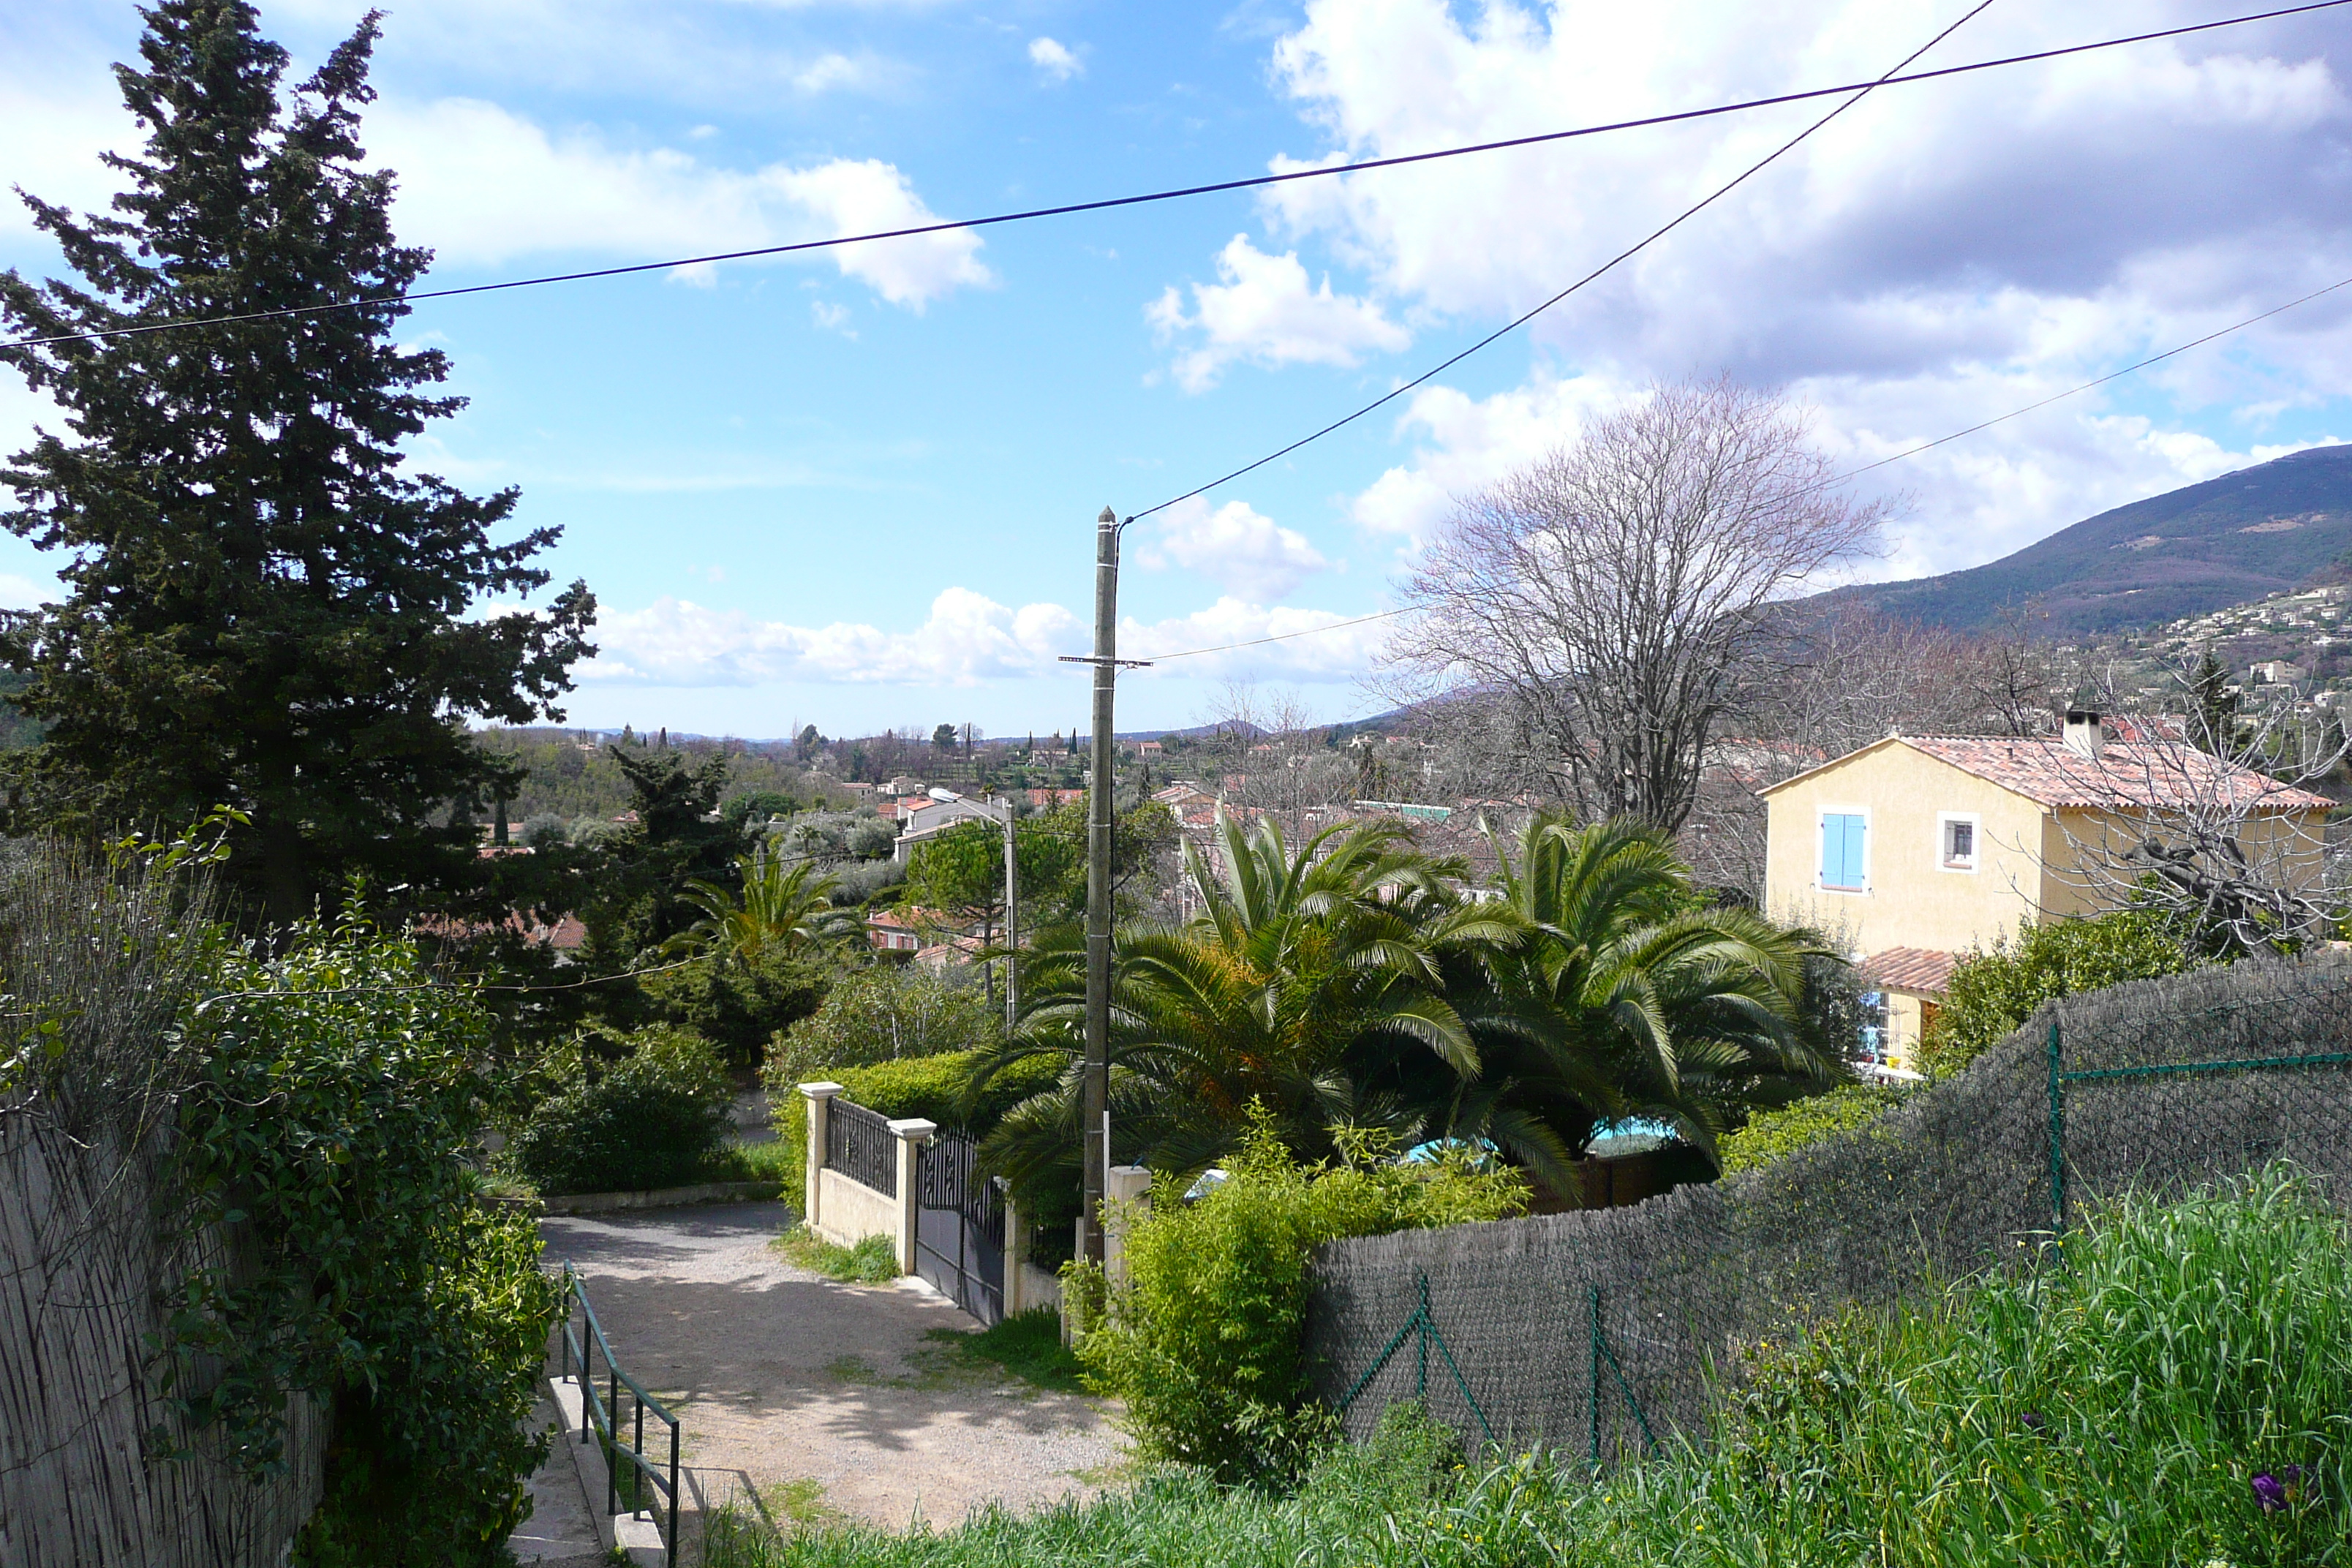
[2251,1473,2288,1514]
[2021,1411,2045,1433]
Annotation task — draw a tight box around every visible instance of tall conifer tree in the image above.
[0,3,594,927]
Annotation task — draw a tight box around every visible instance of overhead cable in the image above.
[4,0,2345,353]
[1131,268,2352,664]
[1126,0,2007,521]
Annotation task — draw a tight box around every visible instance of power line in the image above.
[1142,607,1408,663]
[1828,271,2352,481]
[4,0,2344,354]
[1131,268,2352,666]
[1126,0,2007,522]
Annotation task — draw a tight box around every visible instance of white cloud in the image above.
[1126,598,1389,683]
[576,584,1387,688]
[810,300,853,335]
[1147,235,1408,391]
[352,99,992,307]
[1137,497,1329,597]
[1210,0,2352,576]
[792,53,871,93]
[581,588,1083,687]
[1028,37,1084,83]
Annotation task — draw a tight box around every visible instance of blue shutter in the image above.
[1821,813,1866,889]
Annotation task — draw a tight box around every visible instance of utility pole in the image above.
[987,792,1019,1036]
[1059,505,1149,1265]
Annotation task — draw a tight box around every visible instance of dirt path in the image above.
[540,1202,1123,1531]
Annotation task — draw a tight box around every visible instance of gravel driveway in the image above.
[540,1202,1123,1531]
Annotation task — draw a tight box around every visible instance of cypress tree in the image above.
[0,3,595,928]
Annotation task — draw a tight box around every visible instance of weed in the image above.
[919,1309,1088,1396]
[772,1226,897,1284]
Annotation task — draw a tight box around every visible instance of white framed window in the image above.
[1817,807,1870,893]
[1937,812,1980,872]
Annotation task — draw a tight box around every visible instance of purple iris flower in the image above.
[2020,1411,2044,1432]
[2253,1473,2288,1514]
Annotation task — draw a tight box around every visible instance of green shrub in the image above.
[764,964,1002,1087]
[1918,908,2204,1077]
[1079,1113,1526,1484]
[640,947,833,1072]
[1717,1082,1908,1175]
[761,1047,1062,1213]
[163,914,557,1567]
[510,1026,732,1194]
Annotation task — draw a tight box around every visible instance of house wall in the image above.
[1764,743,2048,955]
[2040,804,2330,915]
[1882,988,1940,1071]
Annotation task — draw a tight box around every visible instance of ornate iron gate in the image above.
[914,1131,1005,1325]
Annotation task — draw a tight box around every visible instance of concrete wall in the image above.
[812,1168,899,1248]
[1765,742,2048,956]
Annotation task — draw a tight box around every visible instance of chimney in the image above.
[2063,709,2105,760]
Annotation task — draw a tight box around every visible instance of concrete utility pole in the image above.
[988,793,1019,1036]
[1055,505,1146,1265]
[1081,507,1120,1264]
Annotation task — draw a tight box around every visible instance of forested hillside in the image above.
[1814,443,2352,635]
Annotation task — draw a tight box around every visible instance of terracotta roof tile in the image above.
[1765,733,2332,813]
[1863,946,1957,995]
[1899,735,2332,811]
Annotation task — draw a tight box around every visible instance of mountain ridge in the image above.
[1809,443,2352,636]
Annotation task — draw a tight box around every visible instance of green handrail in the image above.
[557,1262,680,1568]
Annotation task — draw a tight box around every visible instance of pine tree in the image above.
[2189,649,2242,756]
[0,3,594,928]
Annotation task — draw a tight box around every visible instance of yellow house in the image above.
[1760,712,2332,1069]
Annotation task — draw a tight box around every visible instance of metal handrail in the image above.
[557,1262,680,1567]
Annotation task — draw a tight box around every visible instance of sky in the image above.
[4,0,2352,741]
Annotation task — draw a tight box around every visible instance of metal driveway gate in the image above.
[914,1131,1005,1326]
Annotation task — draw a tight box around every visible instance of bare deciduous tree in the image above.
[2039,663,2348,954]
[1390,377,1890,832]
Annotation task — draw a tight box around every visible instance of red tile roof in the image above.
[1765,734,2332,813]
[1863,946,1956,995]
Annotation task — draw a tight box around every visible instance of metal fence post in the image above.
[1588,1284,1602,1468]
[607,1364,620,1517]
[1413,1273,1429,1404]
[667,1420,681,1568]
[2047,1020,2066,1233]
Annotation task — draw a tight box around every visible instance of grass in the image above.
[703,1139,796,1186]
[772,1225,899,1284]
[917,1309,1089,1396]
[701,1165,2352,1567]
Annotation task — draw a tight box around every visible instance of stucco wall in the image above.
[813,1167,897,1248]
[1765,742,2049,956]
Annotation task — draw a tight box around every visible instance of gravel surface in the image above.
[541,1202,1124,1531]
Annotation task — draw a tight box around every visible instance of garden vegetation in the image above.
[704,1166,2352,1567]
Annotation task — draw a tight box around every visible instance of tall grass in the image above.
[707,1166,2352,1567]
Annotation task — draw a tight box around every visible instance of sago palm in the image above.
[666,844,858,964]
[1463,812,1836,1166]
[970,812,1509,1202]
